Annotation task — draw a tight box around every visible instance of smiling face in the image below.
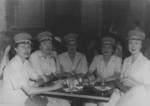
[40,40,52,55]
[128,39,142,55]
[101,44,113,56]
[15,43,31,60]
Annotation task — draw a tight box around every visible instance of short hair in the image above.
[96,42,116,55]
[8,41,32,60]
[8,41,18,60]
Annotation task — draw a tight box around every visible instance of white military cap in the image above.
[127,29,145,40]
[14,33,32,44]
[37,31,52,42]
[101,36,116,45]
[63,33,78,43]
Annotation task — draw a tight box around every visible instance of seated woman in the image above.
[2,33,70,106]
[115,30,150,106]
[85,36,122,106]
[99,29,150,106]
[58,33,88,78]
[87,36,122,83]
[29,31,60,84]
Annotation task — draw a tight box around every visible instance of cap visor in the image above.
[127,36,143,40]
[16,40,31,44]
[39,37,52,42]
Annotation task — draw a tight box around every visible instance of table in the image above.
[40,85,112,102]
[40,79,115,106]
[41,91,109,102]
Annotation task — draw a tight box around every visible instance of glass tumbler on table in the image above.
[101,78,105,96]
[67,78,76,90]
[101,78,105,88]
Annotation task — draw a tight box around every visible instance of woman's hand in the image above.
[88,75,95,84]
[121,77,140,87]
[36,78,45,87]
[95,77,103,83]
[121,78,133,87]
[50,51,58,59]
[52,80,63,90]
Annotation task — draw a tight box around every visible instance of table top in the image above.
[40,78,116,102]
[41,91,109,102]
[40,85,114,102]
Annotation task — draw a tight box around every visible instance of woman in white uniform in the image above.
[88,36,122,83]
[58,33,88,77]
[2,33,70,106]
[85,36,122,106]
[29,31,60,83]
[99,29,150,106]
[115,30,150,106]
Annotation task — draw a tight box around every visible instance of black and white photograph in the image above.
[0,0,150,106]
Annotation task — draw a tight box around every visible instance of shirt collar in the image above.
[101,55,114,61]
[14,55,28,66]
[135,52,143,62]
[38,50,51,58]
[129,52,143,64]
[67,52,80,57]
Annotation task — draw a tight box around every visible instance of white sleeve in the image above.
[120,58,128,78]
[89,57,97,73]
[29,54,44,76]
[27,62,39,81]
[141,62,150,85]
[115,57,122,73]
[7,65,28,90]
[79,55,88,74]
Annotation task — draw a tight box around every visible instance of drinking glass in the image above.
[67,78,76,90]
[101,77,105,88]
